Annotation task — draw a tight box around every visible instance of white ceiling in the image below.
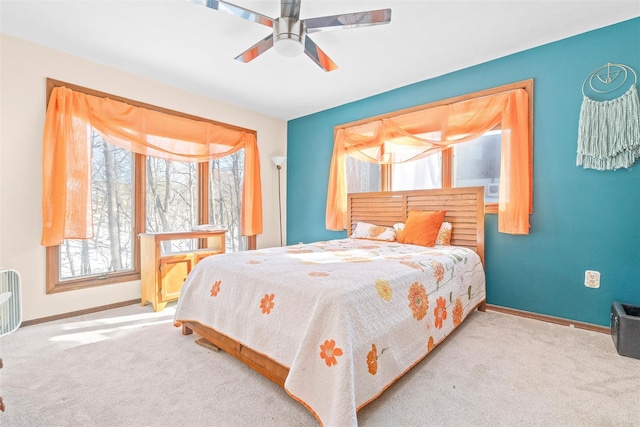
[2,0,638,120]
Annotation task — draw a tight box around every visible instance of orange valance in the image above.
[327,88,530,234]
[42,86,262,246]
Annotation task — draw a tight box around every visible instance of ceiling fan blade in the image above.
[305,8,391,33]
[202,0,274,27]
[304,36,338,72]
[235,34,274,63]
[280,0,301,20]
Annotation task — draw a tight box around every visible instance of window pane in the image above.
[146,158,198,253]
[209,150,245,253]
[391,153,442,191]
[452,130,501,203]
[346,156,381,193]
[59,133,134,280]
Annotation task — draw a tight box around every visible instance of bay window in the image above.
[43,79,261,293]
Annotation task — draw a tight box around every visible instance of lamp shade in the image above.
[271,156,287,167]
[274,38,304,57]
[274,17,305,57]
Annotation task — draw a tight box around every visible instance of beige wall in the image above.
[0,34,287,321]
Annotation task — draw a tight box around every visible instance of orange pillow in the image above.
[396,210,447,247]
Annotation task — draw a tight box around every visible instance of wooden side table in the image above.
[140,230,226,312]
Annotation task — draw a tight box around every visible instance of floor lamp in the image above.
[271,156,286,246]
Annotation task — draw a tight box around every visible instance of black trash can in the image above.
[611,302,640,360]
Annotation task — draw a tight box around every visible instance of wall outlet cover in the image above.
[585,270,600,288]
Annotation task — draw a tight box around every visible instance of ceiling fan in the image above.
[200,0,391,72]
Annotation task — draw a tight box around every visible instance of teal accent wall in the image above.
[287,18,640,327]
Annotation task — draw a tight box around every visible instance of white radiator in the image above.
[0,269,22,337]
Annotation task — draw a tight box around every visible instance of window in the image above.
[328,80,533,233]
[345,156,381,194]
[391,152,443,192]
[390,129,502,209]
[45,80,257,293]
[59,134,135,281]
[451,130,502,206]
[146,158,198,234]
[146,157,199,256]
[346,129,502,209]
[208,151,248,252]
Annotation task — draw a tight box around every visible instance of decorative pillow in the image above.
[435,222,452,245]
[393,223,405,232]
[396,210,447,247]
[395,221,452,245]
[350,222,396,241]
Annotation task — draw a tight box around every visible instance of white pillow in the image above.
[435,222,452,245]
[350,222,396,241]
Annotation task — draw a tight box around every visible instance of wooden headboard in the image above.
[347,187,485,264]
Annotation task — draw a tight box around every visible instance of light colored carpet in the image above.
[1,302,638,426]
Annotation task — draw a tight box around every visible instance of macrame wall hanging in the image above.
[576,62,640,170]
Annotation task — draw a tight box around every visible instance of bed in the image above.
[174,187,486,426]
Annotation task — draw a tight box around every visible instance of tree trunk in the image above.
[80,240,91,275]
[64,241,76,276]
[103,140,123,270]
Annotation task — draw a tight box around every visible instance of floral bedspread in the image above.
[174,238,486,426]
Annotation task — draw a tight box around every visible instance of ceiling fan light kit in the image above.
[201,0,391,71]
[274,17,305,57]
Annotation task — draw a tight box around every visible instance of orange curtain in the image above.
[42,86,262,246]
[326,88,530,234]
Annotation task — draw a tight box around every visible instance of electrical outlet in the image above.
[584,270,600,288]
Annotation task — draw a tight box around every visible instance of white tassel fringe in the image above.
[577,85,640,170]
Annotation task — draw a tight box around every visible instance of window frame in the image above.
[45,79,256,294]
[377,79,534,215]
